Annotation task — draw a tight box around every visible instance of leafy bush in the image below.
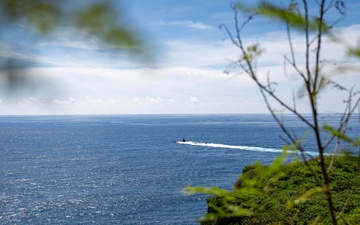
[200,156,360,225]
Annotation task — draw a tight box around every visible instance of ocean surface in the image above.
[0,114,358,224]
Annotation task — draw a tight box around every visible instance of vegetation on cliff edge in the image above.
[201,155,360,225]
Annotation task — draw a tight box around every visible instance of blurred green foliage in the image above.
[76,3,142,52]
[1,0,61,33]
[0,0,144,51]
[236,1,330,33]
[347,44,360,58]
[0,0,148,92]
[0,0,144,50]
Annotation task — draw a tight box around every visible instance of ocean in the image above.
[0,114,358,224]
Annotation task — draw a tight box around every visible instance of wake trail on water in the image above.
[176,141,322,156]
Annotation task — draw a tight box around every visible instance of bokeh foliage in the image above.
[0,0,148,92]
[0,0,144,50]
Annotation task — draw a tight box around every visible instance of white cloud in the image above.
[155,20,215,30]
[1,20,359,115]
[0,65,258,114]
[18,97,41,106]
[52,98,72,106]
[187,96,198,104]
[38,28,103,50]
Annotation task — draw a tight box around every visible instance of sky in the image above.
[0,0,359,115]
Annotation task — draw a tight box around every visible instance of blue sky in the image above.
[0,0,359,115]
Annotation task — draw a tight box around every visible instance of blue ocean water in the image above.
[0,114,358,224]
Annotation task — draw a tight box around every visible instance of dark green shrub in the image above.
[201,156,360,225]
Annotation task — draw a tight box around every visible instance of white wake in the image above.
[176,141,321,156]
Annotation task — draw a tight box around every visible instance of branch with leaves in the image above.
[187,1,360,224]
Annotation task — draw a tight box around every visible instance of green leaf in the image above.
[226,204,253,217]
[347,42,360,58]
[1,0,61,34]
[287,186,324,208]
[105,27,140,50]
[352,136,360,147]
[323,123,357,146]
[77,3,116,32]
[27,2,61,33]
[76,3,144,53]
[255,1,329,32]
[183,185,233,199]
